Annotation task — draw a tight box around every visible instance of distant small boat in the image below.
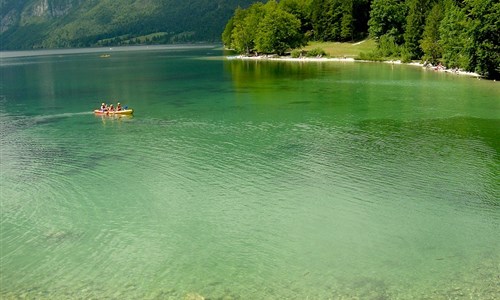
[100,54,111,58]
[94,109,133,115]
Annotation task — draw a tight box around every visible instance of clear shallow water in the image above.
[1,46,499,299]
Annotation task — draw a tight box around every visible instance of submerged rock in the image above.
[184,292,205,300]
[44,229,81,243]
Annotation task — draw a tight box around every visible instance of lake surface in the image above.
[1,45,498,299]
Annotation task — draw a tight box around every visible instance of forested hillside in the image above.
[0,0,255,50]
[223,0,499,79]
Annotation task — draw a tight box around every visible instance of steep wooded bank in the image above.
[0,0,255,50]
[222,0,499,79]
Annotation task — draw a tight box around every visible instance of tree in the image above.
[403,0,436,59]
[222,1,304,55]
[352,0,372,40]
[421,2,444,63]
[311,0,343,41]
[222,16,235,47]
[439,1,470,69]
[378,34,401,57]
[255,1,303,55]
[228,3,265,54]
[368,0,408,45]
[279,0,313,36]
[340,0,355,41]
[464,0,500,78]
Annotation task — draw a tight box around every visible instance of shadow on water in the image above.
[356,116,500,157]
[3,112,126,183]
[354,116,499,208]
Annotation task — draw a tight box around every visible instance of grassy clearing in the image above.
[301,39,376,58]
[98,32,171,44]
[131,32,170,42]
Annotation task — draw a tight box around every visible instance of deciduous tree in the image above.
[255,1,303,55]
[368,0,407,45]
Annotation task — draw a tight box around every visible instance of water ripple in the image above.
[1,112,498,299]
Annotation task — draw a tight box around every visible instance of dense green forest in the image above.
[0,0,255,50]
[222,0,499,79]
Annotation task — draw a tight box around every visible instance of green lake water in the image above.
[1,45,499,299]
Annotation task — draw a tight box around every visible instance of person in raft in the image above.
[109,104,114,112]
[116,102,122,111]
[100,102,107,111]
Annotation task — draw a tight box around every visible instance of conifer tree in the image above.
[403,0,436,59]
[421,2,443,63]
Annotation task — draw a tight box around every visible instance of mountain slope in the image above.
[0,0,255,49]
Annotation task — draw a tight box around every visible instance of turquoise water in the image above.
[1,45,499,299]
